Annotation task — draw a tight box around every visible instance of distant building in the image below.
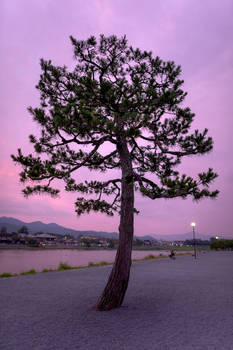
[143,239,152,246]
[0,236,12,244]
[34,233,57,243]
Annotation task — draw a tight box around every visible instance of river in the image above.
[0,249,171,274]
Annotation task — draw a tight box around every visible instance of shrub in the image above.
[42,268,49,273]
[144,254,155,260]
[0,272,13,278]
[58,262,72,270]
[21,269,36,275]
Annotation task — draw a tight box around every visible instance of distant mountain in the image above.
[0,216,119,239]
[0,217,25,234]
[1,216,229,241]
[137,235,158,241]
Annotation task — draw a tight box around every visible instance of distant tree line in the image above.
[80,236,116,248]
[183,239,210,246]
[210,238,233,250]
[0,225,29,236]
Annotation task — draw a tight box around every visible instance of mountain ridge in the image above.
[0,216,119,239]
[0,216,224,240]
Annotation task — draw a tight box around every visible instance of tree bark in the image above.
[94,137,134,311]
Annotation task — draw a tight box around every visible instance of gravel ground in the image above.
[0,251,233,350]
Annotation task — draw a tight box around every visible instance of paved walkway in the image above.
[1,251,233,350]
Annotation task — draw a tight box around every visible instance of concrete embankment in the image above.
[1,251,232,350]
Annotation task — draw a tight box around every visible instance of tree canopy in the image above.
[18,225,29,234]
[210,238,233,250]
[12,35,218,213]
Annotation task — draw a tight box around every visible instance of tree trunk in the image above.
[94,137,134,311]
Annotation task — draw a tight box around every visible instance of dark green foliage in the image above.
[0,226,7,236]
[58,262,72,270]
[184,239,210,246]
[107,239,115,248]
[42,268,50,273]
[210,239,233,250]
[144,254,156,260]
[11,232,20,244]
[25,236,39,247]
[21,269,36,275]
[133,238,144,246]
[18,225,29,234]
[12,34,218,216]
[0,272,13,278]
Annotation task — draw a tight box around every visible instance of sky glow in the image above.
[0,0,232,237]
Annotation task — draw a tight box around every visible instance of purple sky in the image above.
[1,0,233,237]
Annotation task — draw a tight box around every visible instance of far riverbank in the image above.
[0,244,197,251]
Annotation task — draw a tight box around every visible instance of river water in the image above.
[0,249,171,274]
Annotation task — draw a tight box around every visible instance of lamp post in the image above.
[191,222,197,259]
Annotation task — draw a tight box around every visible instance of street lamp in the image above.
[191,222,197,259]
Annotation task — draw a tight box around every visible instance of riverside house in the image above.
[34,233,57,245]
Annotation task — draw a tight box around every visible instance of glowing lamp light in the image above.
[215,236,219,240]
[190,221,197,259]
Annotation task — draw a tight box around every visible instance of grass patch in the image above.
[0,272,13,278]
[176,252,192,257]
[41,268,55,273]
[58,262,72,271]
[20,269,36,275]
[132,254,169,262]
[143,254,156,260]
[88,260,109,267]
[158,253,168,258]
[42,268,49,273]
[0,252,193,278]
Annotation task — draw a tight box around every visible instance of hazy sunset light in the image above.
[1,0,232,237]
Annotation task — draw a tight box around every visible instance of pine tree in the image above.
[12,35,218,311]
[0,226,7,236]
[18,225,29,234]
